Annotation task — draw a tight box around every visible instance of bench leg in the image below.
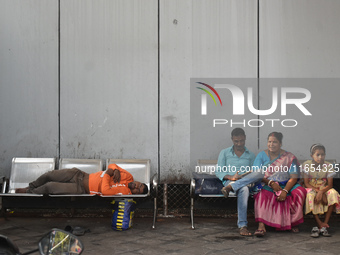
[152,196,157,229]
[190,197,195,229]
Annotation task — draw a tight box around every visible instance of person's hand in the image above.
[276,190,287,202]
[230,172,242,181]
[106,168,115,177]
[322,193,328,205]
[270,182,282,192]
[106,168,121,182]
[315,190,324,204]
[112,169,121,183]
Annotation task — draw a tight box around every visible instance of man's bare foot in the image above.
[240,226,252,236]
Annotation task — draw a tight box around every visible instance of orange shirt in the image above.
[88,164,134,195]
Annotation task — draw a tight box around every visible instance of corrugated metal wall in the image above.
[0,1,59,167]
[59,0,158,166]
[1,0,340,182]
[259,0,340,161]
[160,0,257,182]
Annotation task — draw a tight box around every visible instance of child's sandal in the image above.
[310,226,320,238]
[320,227,331,237]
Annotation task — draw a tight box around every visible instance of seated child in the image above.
[302,144,340,238]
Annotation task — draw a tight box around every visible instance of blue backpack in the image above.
[111,199,136,231]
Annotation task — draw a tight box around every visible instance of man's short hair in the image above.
[231,128,245,137]
[142,184,149,194]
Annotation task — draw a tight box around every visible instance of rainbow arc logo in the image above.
[196,82,222,115]
[196,82,222,106]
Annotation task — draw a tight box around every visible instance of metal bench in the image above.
[190,159,235,229]
[0,157,158,229]
[0,157,56,197]
[46,158,104,198]
[59,158,103,173]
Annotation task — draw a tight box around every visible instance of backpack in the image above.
[111,199,136,231]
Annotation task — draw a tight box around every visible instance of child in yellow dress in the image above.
[303,144,340,238]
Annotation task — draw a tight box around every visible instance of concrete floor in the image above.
[1,215,340,255]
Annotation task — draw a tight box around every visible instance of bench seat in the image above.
[48,158,104,198]
[1,157,158,229]
[190,158,337,229]
[1,157,56,197]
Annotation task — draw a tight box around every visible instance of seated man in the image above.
[15,163,148,195]
[216,128,256,236]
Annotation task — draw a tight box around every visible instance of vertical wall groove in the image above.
[257,0,260,150]
[58,0,61,159]
[157,0,161,182]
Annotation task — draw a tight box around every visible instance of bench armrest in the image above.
[190,178,196,198]
[151,173,158,198]
[0,176,7,193]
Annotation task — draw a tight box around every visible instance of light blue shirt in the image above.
[216,146,256,185]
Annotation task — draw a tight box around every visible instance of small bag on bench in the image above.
[111,199,136,231]
[193,173,224,195]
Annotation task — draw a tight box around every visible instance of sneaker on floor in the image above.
[310,226,320,238]
[320,227,331,237]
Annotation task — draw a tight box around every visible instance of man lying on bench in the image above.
[15,164,148,195]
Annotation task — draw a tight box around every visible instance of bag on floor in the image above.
[111,198,136,231]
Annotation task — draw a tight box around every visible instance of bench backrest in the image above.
[106,159,150,194]
[299,159,336,164]
[196,159,218,176]
[8,157,56,193]
[59,158,103,174]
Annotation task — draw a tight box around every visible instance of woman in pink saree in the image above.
[253,132,307,237]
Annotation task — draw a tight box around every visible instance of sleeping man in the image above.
[15,164,148,196]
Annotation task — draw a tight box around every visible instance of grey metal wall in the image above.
[59,0,158,167]
[0,1,59,178]
[160,0,257,182]
[259,0,340,161]
[1,0,340,182]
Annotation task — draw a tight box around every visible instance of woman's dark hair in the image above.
[268,132,283,144]
[231,128,245,137]
[310,144,326,155]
